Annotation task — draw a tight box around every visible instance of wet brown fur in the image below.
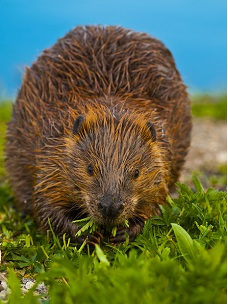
[5,26,191,241]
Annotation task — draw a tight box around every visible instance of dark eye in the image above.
[134,169,140,179]
[154,180,161,186]
[88,165,94,176]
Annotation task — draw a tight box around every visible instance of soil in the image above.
[180,117,227,190]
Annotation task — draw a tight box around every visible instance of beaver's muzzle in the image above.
[98,194,124,220]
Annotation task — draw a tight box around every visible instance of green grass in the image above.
[0,101,12,177]
[0,96,227,303]
[0,178,226,303]
[191,94,227,120]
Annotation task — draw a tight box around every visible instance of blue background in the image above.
[1,0,226,98]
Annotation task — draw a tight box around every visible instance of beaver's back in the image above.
[18,25,186,104]
[5,25,191,211]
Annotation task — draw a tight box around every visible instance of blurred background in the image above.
[0,0,227,98]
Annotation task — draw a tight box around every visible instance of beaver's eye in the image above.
[87,165,94,176]
[134,169,140,179]
[154,180,161,186]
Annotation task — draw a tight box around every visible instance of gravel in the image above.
[0,275,48,302]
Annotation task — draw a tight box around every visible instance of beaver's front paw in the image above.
[109,220,144,243]
[76,231,103,246]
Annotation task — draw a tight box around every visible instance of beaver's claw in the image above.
[76,231,103,246]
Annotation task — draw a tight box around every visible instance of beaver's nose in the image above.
[98,194,124,220]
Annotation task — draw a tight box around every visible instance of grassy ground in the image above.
[191,94,227,121]
[0,101,12,177]
[0,95,227,303]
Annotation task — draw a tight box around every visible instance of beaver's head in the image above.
[65,107,170,226]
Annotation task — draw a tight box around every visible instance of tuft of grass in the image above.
[191,94,227,120]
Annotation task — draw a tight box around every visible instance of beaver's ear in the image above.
[146,122,156,142]
[73,115,85,135]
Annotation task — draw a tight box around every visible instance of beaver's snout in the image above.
[98,194,124,220]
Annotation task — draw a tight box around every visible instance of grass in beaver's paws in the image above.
[73,217,129,237]
[73,217,99,237]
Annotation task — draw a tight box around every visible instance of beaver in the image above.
[5,25,191,243]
